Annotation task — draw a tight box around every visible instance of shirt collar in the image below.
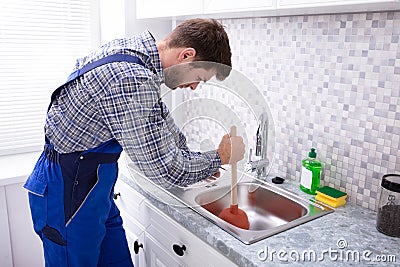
[139,30,163,79]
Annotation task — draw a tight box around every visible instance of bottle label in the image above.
[300,167,312,189]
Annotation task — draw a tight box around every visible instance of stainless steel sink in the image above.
[163,172,334,244]
[195,183,309,231]
[185,179,334,244]
[127,163,334,244]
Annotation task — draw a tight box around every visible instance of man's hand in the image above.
[217,133,245,165]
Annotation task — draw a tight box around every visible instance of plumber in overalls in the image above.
[24,18,245,266]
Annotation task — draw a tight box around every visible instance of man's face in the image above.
[164,63,216,90]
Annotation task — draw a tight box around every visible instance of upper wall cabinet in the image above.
[135,0,203,19]
[276,0,400,15]
[136,0,400,19]
[278,0,399,6]
[203,0,275,14]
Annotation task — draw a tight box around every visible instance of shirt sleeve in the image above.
[98,72,221,188]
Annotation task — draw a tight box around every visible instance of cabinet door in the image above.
[276,0,400,15]
[6,182,44,267]
[114,179,147,226]
[120,212,146,267]
[145,203,236,267]
[126,229,145,266]
[278,0,400,7]
[144,233,182,267]
[204,0,275,13]
[136,0,203,19]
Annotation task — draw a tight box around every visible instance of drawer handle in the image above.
[134,240,143,254]
[113,192,121,199]
[172,244,186,257]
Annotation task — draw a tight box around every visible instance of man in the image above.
[24,18,245,266]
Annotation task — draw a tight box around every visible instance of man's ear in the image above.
[178,47,196,62]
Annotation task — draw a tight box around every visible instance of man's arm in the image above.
[99,74,222,187]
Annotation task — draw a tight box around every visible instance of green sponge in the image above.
[315,186,347,208]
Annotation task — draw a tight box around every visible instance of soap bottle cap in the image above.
[308,148,317,158]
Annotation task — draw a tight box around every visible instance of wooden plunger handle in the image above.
[230,126,238,207]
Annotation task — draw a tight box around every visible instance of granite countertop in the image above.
[118,169,399,267]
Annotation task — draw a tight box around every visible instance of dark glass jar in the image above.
[376,174,400,237]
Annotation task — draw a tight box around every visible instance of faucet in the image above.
[246,112,270,178]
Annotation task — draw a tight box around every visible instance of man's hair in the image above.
[166,18,232,80]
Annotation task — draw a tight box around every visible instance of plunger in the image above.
[218,126,250,230]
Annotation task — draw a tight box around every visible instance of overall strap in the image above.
[48,53,145,111]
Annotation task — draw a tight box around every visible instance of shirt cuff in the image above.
[201,150,222,177]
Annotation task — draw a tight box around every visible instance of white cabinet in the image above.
[114,179,236,267]
[144,233,182,267]
[136,0,203,19]
[145,201,235,267]
[204,0,275,14]
[0,181,44,267]
[136,0,400,19]
[114,178,147,266]
[276,0,400,14]
[122,213,146,267]
[278,0,400,7]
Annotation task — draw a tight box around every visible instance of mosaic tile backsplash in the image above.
[180,11,400,211]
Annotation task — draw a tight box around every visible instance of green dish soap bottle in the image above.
[300,148,321,195]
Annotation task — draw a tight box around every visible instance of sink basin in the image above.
[189,180,334,244]
[195,183,308,231]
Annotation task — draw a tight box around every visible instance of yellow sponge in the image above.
[315,186,347,208]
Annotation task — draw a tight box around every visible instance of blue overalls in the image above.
[24,54,145,266]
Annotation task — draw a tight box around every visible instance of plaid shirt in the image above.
[45,31,221,187]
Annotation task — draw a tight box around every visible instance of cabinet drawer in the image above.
[114,179,147,225]
[145,203,236,267]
